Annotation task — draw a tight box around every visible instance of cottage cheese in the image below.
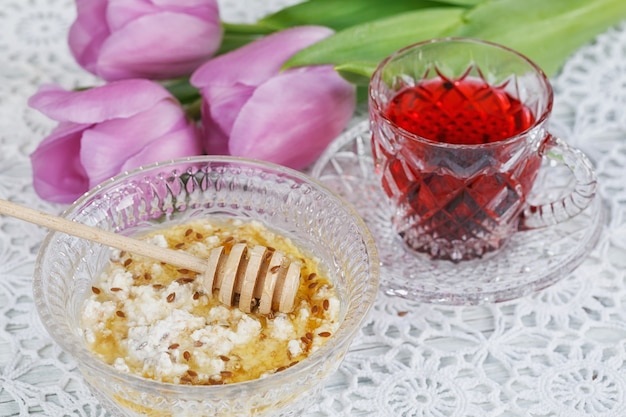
[80,218,340,385]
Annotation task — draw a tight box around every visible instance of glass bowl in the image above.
[32,156,380,417]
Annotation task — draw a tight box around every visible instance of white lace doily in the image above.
[1,1,626,416]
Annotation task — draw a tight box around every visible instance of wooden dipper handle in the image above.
[0,199,301,314]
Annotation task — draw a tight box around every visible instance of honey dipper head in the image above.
[203,242,302,314]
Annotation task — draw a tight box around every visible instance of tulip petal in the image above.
[68,0,110,73]
[30,122,90,203]
[80,99,200,186]
[79,128,139,187]
[106,0,220,32]
[229,66,355,169]
[191,26,333,88]
[28,80,172,124]
[200,100,227,155]
[152,0,218,9]
[97,12,222,80]
[89,97,188,140]
[119,124,202,174]
[106,0,157,31]
[199,83,255,155]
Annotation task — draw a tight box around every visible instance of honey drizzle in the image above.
[84,219,337,385]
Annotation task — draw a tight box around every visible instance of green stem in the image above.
[163,78,201,105]
[218,22,278,55]
[184,98,203,121]
[221,22,277,34]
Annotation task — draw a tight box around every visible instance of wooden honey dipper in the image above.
[0,199,301,314]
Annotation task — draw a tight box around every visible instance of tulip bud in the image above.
[28,79,203,203]
[68,0,223,81]
[190,26,356,169]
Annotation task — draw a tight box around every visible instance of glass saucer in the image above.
[311,121,607,305]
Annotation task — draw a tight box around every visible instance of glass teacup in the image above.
[369,38,597,262]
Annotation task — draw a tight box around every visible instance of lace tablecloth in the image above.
[1,1,626,416]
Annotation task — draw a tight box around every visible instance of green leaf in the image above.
[334,62,380,85]
[259,0,464,31]
[283,7,465,79]
[217,22,277,55]
[451,0,626,76]
[429,0,486,5]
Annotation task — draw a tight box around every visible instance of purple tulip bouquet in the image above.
[29,0,625,203]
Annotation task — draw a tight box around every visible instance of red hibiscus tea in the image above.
[373,75,543,261]
[370,40,596,271]
[385,77,535,146]
[367,39,568,262]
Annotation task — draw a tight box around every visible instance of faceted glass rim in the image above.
[369,37,554,150]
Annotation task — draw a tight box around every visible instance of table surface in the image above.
[1,1,626,416]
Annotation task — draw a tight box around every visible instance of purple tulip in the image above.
[28,79,203,203]
[68,0,223,81]
[190,26,356,169]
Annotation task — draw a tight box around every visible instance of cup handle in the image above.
[520,135,597,230]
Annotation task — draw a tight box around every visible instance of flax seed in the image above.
[80,218,341,387]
